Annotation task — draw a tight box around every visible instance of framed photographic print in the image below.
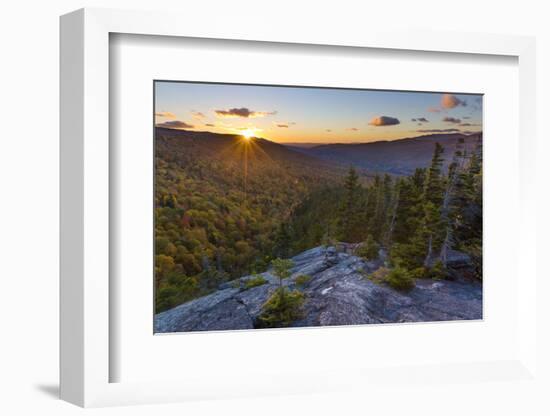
[60,8,540,409]
[152,81,483,334]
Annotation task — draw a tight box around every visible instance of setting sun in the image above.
[241,129,255,139]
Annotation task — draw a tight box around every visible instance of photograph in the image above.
[153,81,483,333]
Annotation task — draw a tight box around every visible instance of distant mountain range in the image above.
[156,127,481,177]
[285,132,482,175]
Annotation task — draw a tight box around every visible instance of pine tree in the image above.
[390,143,446,272]
[366,175,380,237]
[274,223,292,258]
[421,142,446,266]
[382,178,400,248]
[368,174,388,242]
[450,137,482,278]
[391,171,425,245]
[339,166,363,242]
[439,138,466,267]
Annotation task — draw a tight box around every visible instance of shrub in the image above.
[390,241,425,271]
[271,258,294,286]
[244,274,268,289]
[256,288,305,328]
[366,266,390,284]
[427,261,446,280]
[385,267,415,292]
[355,235,379,260]
[321,232,337,248]
[409,267,428,280]
[294,274,311,288]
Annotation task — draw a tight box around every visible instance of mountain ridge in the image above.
[289,132,482,175]
[156,127,481,176]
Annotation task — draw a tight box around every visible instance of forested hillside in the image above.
[154,128,340,312]
[155,127,482,314]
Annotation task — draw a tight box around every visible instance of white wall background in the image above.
[0,1,548,415]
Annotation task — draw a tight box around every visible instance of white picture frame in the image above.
[60,7,539,408]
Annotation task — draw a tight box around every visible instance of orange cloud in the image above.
[155,111,176,118]
[215,107,277,118]
[191,111,206,119]
[441,94,466,109]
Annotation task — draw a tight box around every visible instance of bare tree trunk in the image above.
[438,140,466,265]
[424,234,433,268]
[384,186,400,248]
[440,229,450,267]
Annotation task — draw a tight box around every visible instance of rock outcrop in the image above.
[154,246,482,333]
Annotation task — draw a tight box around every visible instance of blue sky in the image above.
[155,81,482,143]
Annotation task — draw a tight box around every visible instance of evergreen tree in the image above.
[391,172,424,245]
[274,223,292,258]
[382,176,400,248]
[339,166,363,242]
[420,142,446,266]
[451,139,482,278]
[439,138,466,267]
[423,142,445,207]
[390,143,446,272]
[365,175,380,236]
[368,174,387,241]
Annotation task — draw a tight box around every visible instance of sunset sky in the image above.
[155,81,482,144]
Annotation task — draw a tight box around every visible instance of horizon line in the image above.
[155,125,482,145]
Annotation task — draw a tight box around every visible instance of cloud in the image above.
[417,128,460,133]
[427,106,441,113]
[413,117,429,123]
[463,116,471,119]
[156,120,194,129]
[441,94,467,109]
[215,107,277,118]
[274,121,295,128]
[459,122,481,127]
[155,111,176,118]
[191,111,206,119]
[443,116,461,124]
[368,116,400,126]
[325,129,332,132]
[346,127,359,131]
[205,123,215,127]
